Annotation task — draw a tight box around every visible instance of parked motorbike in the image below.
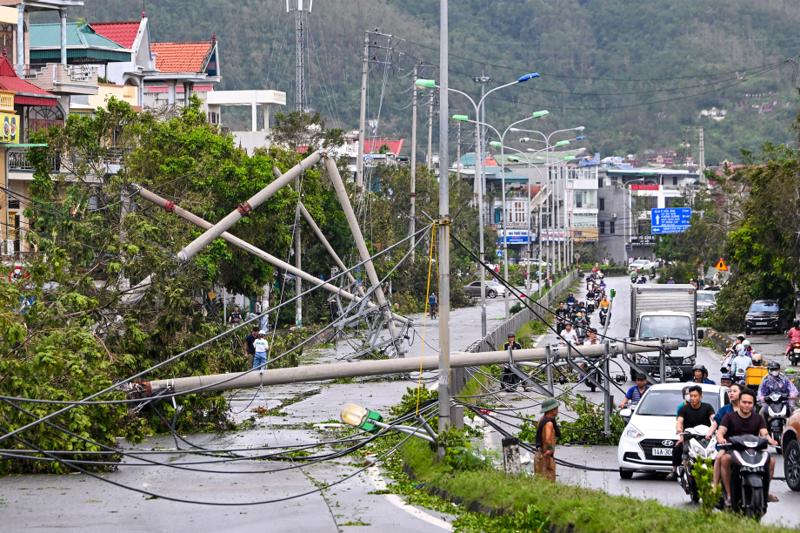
[789,342,800,366]
[764,392,789,453]
[677,425,718,503]
[599,307,609,326]
[720,435,771,521]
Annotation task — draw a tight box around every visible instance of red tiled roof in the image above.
[91,21,140,49]
[151,41,213,73]
[0,55,58,106]
[364,138,404,156]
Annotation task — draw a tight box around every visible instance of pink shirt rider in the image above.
[788,327,800,344]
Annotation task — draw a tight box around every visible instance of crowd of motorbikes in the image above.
[556,270,611,340]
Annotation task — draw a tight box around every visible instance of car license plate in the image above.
[756,321,767,325]
[652,448,672,457]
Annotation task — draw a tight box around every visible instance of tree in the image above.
[0,99,345,473]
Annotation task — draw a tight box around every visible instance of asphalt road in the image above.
[481,276,800,528]
[0,296,514,533]
[5,278,800,530]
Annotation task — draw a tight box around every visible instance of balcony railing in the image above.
[23,64,99,94]
[8,149,61,173]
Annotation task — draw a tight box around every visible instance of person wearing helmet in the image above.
[785,319,800,356]
[729,345,752,382]
[253,330,269,369]
[691,364,715,385]
[757,361,798,415]
[745,353,768,388]
[719,373,733,388]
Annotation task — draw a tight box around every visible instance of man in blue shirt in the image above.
[620,374,650,408]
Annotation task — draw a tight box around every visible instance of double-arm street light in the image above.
[450,111,549,319]
[515,126,586,275]
[495,144,578,299]
[414,73,540,337]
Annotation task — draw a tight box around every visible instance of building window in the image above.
[673,176,678,185]
[8,197,19,209]
[609,220,615,234]
[598,177,603,188]
[599,198,605,211]
[599,220,605,234]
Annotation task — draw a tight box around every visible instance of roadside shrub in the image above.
[708,273,758,332]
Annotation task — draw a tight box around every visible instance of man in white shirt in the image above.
[729,345,752,382]
[559,322,579,346]
[253,330,269,369]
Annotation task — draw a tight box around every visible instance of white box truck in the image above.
[628,284,702,381]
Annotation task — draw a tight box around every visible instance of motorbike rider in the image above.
[757,361,798,417]
[566,293,577,308]
[716,388,778,507]
[620,373,650,408]
[637,275,647,284]
[719,372,733,388]
[559,322,580,346]
[691,364,715,385]
[729,345,752,383]
[785,320,800,357]
[745,353,768,389]
[709,383,743,490]
[555,302,569,331]
[668,385,716,481]
[722,335,746,372]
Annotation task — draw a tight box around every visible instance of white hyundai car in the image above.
[617,382,728,479]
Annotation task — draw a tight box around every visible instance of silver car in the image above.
[463,280,507,299]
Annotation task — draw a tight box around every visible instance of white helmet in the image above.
[258,329,266,335]
[742,339,751,347]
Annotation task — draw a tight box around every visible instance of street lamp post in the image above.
[415,72,540,336]
[515,127,586,274]
[500,144,553,297]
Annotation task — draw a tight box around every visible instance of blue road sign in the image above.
[651,207,692,234]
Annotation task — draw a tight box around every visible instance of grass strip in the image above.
[400,439,796,533]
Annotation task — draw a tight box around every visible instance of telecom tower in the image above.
[287,0,312,112]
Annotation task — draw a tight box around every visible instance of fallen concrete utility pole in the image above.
[324,156,402,351]
[134,185,409,325]
[178,150,323,261]
[271,166,360,293]
[135,339,677,397]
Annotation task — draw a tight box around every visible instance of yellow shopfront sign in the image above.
[0,112,19,143]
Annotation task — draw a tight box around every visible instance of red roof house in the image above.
[91,21,141,49]
[364,138,404,156]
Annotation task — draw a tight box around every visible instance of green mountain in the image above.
[76,0,800,164]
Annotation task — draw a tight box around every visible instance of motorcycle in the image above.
[720,435,771,521]
[599,307,609,326]
[677,425,718,503]
[764,392,789,453]
[789,342,800,366]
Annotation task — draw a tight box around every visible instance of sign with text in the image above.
[650,207,692,234]
[497,229,531,245]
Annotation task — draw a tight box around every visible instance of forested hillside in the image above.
[76,0,800,163]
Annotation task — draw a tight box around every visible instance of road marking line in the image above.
[367,465,453,531]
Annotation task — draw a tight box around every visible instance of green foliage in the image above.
[453,504,550,533]
[0,99,340,473]
[559,395,625,445]
[390,386,437,418]
[400,438,795,533]
[437,426,490,472]
[709,273,759,331]
[81,1,800,163]
[692,456,722,516]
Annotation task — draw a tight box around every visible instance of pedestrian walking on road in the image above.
[253,330,268,369]
[534,398,560,482]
